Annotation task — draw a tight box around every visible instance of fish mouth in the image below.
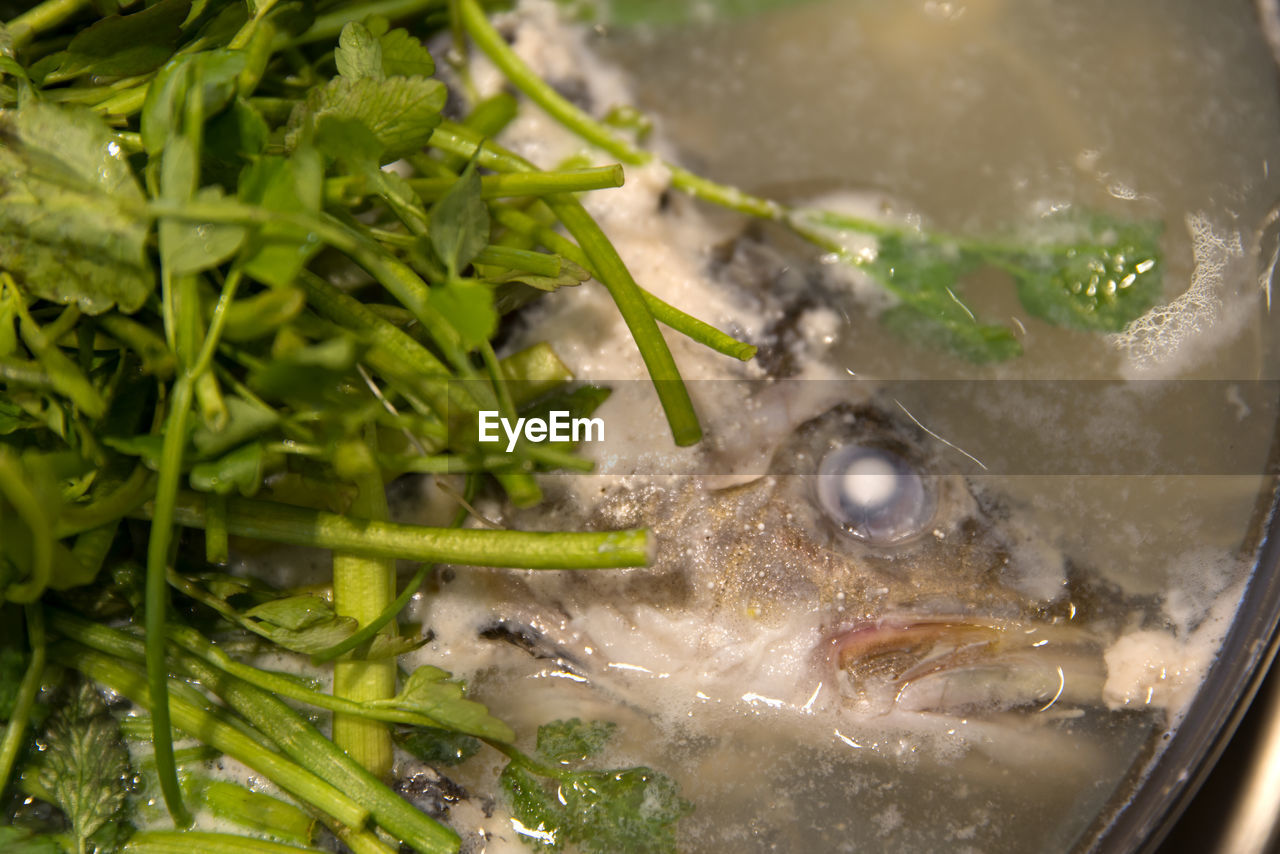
[824,616,1108,716]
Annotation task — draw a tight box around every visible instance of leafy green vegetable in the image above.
[34,680,134,854]
[0,99,152,315]
[1005,214,1165,331]
[431,160,491,279]
[796,208,1164,360]
[41,0,190,84]
[536,717,616,764]
[500,719,691,854]
[368,665,513,741]
[289,75,446,159]
[396,726,481,766]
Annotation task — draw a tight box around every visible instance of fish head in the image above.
[474,398,1119,727]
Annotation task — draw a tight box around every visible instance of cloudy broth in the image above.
[465,1,1280,850]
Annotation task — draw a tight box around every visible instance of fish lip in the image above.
[821,615,1106,714]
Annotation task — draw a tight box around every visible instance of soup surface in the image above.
[404,1,1280,852]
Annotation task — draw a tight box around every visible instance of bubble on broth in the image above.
[1112,212,1246,378]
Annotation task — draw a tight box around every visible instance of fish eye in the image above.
[815,445,934,545]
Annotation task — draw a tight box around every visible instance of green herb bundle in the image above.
[0,0,1166,851]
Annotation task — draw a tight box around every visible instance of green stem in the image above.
[311,563,431,664]
[184,778,315,847]
[545,195,702,444]
[0,605,45,799]
[145,374,194,828]
[428,125,702,445]
[123,831,323,854]
[0,356,54,389]
[140,492,650,568]
[173,650,458,853]
[328,165,624,205]
[490,205,755,360]
[7,0,91,49]
[332,434,397,779]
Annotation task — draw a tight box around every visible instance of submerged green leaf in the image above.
[536,718,616,764]
[0,99,152,315]
[500,718,691,854]
[395,725,481,766]
[34,680,134,852]
[859,231,1021,362]
[1005,214,1164,331]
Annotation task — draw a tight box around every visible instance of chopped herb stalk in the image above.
[0,605,45,801]
[144,492,651,568]
[332,432,397,778]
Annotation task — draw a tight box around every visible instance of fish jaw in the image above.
[823,615,1107,717]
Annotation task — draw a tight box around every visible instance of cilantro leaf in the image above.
[43,0,190,84]
[230,594,359,656]
[244,594,338,632]
[860,232,1021,362]
[237,150,324,288]
[140,49,247,157]
[159,186,248,277]
[334,21,437,82]
[335,21,384,81]
[395,726,482,766]
[368,665,515,741]
[0,99,152,315]
[376,27,436,78]
[289,75,446,160]
[500,719,691,854]
[430,160,491,278]
[34,680,134,853]
[536,717,616,764]
[432,279,497,351]
[1005,214,1164,331]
